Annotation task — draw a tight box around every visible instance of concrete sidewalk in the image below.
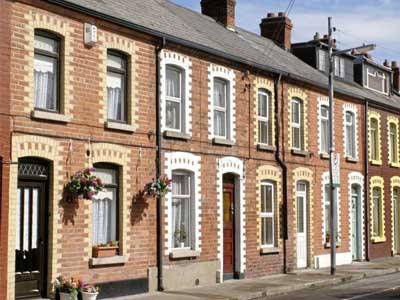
[105,257,400,300]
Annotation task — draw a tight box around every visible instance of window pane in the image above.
[297,195,304,233]
[35,34,58,53]
[214,111,226,137]
[107,54,125,70]
[94,168,117,185]
[214,79,226,108]
[258,92,268,117]
[172,173,191,248]
[321,119,329,153]
[172,174,190,195]
[92,188,117,246]
[261,184,273,213]
[107,72,125,121]
[166,67,181,98]
[34,54,57,110]
[166,100,180,130]
[292,127,301,149]
[261,217,273,246]
[258,120,269,144]
[324,186,330,241]
[291,101,300,124]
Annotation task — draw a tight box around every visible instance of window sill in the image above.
[89,255,127,266]
[346,157,358,163]
[390,162,400,168]
[370,160,382,166]
[169,249,200,259]
[257,144,276,152]
[164,130,191,140]
[31,110,71,123]
[260,247,280,255]
[372,236,386,243]
[291,149,309,157]
[212,138,235,147]
[105,121,135,133]
[320,153,329,160]
[324,242,341,249]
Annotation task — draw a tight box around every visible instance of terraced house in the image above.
[1,0,400,299]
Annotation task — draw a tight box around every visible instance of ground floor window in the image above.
[260,181,275,247]
[372,186,383,238]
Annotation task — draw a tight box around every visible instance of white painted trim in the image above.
[314,252,352,268]
[348,172,365,260]
[164,152,201,254]
[159,50,192,136]
[208,64,236,142]
[321,171,341,244]
[217,157,245,281]
[318,96,330,154]
[343,104,359,160]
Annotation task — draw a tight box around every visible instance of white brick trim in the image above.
[321,171,341,244]
[164,152,201,254]
[216,157,245,281]
[348,172,365,260]
[159,50,192,136]
[343,104,359,160]
[208,64,236,142]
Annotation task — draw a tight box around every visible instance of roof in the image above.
[46,0,400,110]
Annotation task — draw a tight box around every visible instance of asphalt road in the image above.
[269,272,400,300]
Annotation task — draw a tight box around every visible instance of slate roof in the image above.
[47,0,400,109]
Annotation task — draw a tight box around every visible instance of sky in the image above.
[170,0,400,65]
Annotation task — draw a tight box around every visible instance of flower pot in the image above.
[81,292,99,300]
[92,246,118,258]
[59,292,72,300]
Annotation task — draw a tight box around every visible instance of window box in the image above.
[257,144,276,152]
[31,109,71,123]
[89,255,127,266]
[92,246,118,258]
[169,249,200,259]
[213,138,235,147]
[260,247,280,255]
[291,149,309,157]
[164,130,191,140]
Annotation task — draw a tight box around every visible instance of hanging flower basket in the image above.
[66,167,104,201]
[144,176,172,198]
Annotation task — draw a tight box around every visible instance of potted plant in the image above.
[66,167,104,201]
[92,240,119,258]
[174,227,187,248]
[144,176,172,198]
[79,282,100,300]
[53,275,79,300]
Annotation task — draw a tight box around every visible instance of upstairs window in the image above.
[370,118,379,161]
[345,111,356,159]
[320,105,329,154]
[260,181,275,247]
[367,68,388,94]
[389,122,398,164]
[291,98,304,150]
[107,51,127,122]
[318,49,327,72]
[166,65,185,132]
[34,30,60,112]
[257,89,271,145]
[334,56,345,78]
[213,78,230,138]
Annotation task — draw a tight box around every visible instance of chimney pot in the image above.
[314,32,321,40]
[392,61,398,68]
[384,59,390,67]
[260,12,293,50]
[201,0,236,28]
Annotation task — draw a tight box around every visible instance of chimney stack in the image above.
[260,12,293,50]
[392,61,400,92]
[201,0,236,29]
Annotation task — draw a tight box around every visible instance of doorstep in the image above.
[103,257,400,300]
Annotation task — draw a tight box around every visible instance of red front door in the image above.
[223,184,234,274]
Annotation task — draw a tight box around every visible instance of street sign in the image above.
[331,153,340,187]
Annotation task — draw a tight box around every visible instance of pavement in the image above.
[104,257,400,300]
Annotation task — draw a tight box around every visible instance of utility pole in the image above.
[327,17,375,276]
[328,16,337,276]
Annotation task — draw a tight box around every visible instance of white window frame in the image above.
[320,105,329,154]
[318,49,326,72]
[260,181,275,248]
[257,89,270,145]
[389,122,398,164]
[213,77,230,139]
[345,111,356,158]
[171,170,193,250]
[165,64,185,132]
[372,187,382,238]
[366,67,388,95]
[291,98,303,150]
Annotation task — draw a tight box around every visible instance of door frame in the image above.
[351,184,362,261]
[296,181,308,269]
[223,183,235,279]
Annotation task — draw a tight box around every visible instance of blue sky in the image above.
[170,0,400,64]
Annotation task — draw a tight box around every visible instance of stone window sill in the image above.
[164,130,191,140]
[169,249,200,259]
[346,157,358,163]
[105,121,135,133]
[31,110,71,123]
[291,149,309,157]
[260,247,280,255]
[212,138,235,147]
[390,162,400,168]
[324,242,341,249]
[257,144,276,152]
[89,255,127,267]
[320,153,329,160]
[370,160,382,166]
[372,236,386,243]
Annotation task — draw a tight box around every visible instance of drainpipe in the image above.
[364,99,370,262]
[274,74,288,273]
[156,37,166,291]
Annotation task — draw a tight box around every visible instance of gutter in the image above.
[364,99,370,261]
[274,74,288,273]
[156,37,166,291]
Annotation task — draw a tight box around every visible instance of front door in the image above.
[296,182,307,269]
[394,188,400,254]
[15,179,48,298]
[351,185,361,260]
[223,184,234,278]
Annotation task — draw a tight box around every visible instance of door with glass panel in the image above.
[296,182,308,268]
[15,181,47,298]
[351,185,362,261]
[223,184,235,277]
[394,188,400,254]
